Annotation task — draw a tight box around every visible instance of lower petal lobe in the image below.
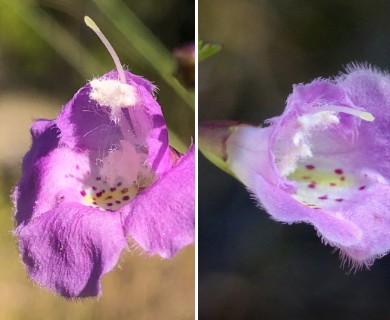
[16,204,127,298]
[124,146,195,258]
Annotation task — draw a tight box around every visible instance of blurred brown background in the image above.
[0,0,194,319]
[199,1,390,319]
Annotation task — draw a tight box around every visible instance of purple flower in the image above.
[13,68,194,298]
[200,65,390,268]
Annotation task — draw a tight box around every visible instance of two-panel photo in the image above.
[1,0,390,319]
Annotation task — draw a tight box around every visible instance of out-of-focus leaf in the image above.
[199,40,222,62]
[3,0,103,78]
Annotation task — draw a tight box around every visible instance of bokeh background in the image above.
[199,1,390,319]
[0,0,194,319]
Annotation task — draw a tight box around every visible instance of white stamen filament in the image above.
[84,16,126,84]
[311,105,375,122]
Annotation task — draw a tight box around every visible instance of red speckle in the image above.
[101,189,106,194]
[92,186,97,191]
[121,188,129,194]
[76,165,80,170]
[80,190,86,197]
[359,186,366,190]
[318,195,328,200]
[334,169,343,175]
[302,176,310,180]
[110,187,116,192]
[107,203,113,207]
[314,207,321,210]
[116,200,121,204]
[122,195,130,201]
[92,201,97,205]
[335,198,344,202]
[96,177,102,181]
[306,165,315,170]
[106,196,113,200]
[308,183,316,189]
[329,183,336,187]
[117,182,122,187]
[340,176,346,181]
[96,192,103,198]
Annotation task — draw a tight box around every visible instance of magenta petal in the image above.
[16,204,127,298]
[125,146,195,258]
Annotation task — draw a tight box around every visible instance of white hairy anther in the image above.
[90,79,138,122]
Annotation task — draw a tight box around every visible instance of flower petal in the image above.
[338,184,390,264]
[13,120,59,226]
[56,70,171,175]
[226,124,363,246]
[124,146,195,258]
[16,204,127,298]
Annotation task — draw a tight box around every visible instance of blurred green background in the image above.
[0,0,194,319]
[199,1,390,319]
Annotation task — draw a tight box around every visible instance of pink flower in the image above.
[200,65,390,269]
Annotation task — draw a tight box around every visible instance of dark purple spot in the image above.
[76,165,80,170]
[92,186,97,191]
[359,186,366,190]
[116,200,121,204]
[110,187,116,192]
[122,195,130,201]
[80,190,86,197]
[101,189,106,194]
[306,165,315,170]
[340,176,346,181]
[117,182,122,187]
[308,183,316,189]
[96,192,103,198]
[334,169,343,175]
[92,201,97,205]
[107,203,113,207]
[318,195,328,200]
[121,188,129,194]
[96,177,102,181]
[314,207,321,210]
[335,198,344,202]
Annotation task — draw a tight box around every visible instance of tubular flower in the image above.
[202,65,390,268]
[12,18,194,298]
[13,69,194,298]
